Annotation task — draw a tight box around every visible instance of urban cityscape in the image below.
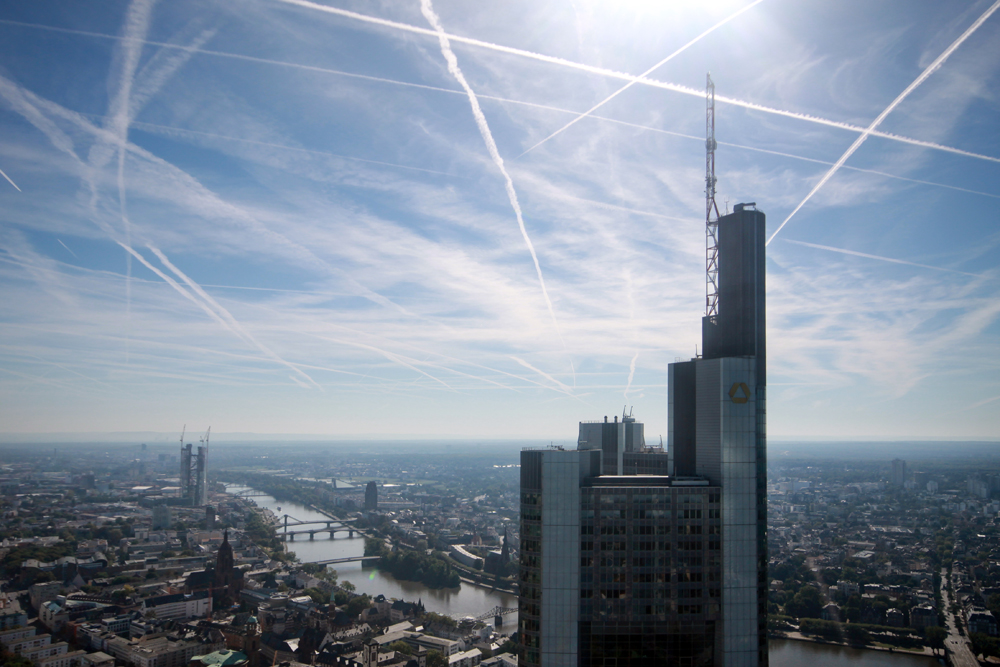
[2,1,999,667]
[2,437,1000,667]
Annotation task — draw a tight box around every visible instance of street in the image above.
[941,566,980,667]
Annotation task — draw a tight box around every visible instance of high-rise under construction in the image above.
[180,441,208,506]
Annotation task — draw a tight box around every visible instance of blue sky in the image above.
[0,0,998,441]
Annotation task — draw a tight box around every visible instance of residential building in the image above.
[141,592,212,620]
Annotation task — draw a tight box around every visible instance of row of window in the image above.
[579,601,721,617]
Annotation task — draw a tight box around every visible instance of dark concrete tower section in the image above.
[701,202,766,380]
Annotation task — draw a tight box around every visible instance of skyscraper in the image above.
[669,203,767,666]
[518,204,766,666]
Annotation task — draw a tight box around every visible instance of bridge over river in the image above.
[278,514,366,540]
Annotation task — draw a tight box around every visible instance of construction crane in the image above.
[705,73,721,320]
[180,424,186,445]
[200,426,211,449]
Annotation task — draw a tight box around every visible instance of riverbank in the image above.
[775,632,939,659]
[456,574,517,596]
[227,485,517,622]
[769,638,942,667]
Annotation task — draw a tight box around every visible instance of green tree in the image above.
[925,626,947,655]
[426,650,447,667]
[785,586,823,619]
[345,594,371,618]
[844,623,870,646]
[388,641,413,655]
[970,632,998,659]
[303,587,327,605]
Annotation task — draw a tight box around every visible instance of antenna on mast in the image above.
[706,73,721,320]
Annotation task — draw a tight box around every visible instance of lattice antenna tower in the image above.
[705,73,721,319]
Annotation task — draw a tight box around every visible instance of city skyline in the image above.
[1,0,999,441]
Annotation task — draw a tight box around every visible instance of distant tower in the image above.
[194,444,208,505]
[365,481,378,510]
[180,442,193,502]
[891,459,907,488]
[205,505,216,531]
[214,529,237,607]
[152,504,171,530]
[243,615,260,667]
[362,638,379,667]
[180,427,209,506]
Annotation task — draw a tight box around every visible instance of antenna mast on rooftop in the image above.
[705,73,720,319]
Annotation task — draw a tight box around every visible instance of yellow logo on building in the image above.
[729,382,751,404]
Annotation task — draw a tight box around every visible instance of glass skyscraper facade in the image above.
[518,204,767,666]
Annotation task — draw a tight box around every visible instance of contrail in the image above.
[146,245,323,389]
[420,0,562,335]
[113,101,1000,203]
[310,333,454,391]
[0,167,20,191]
[512,356,572,394]
[119,242,321,389]
[624,353,638,399]
[268,2,1000,166]
[519,0,765,157]
[714,140,1000,200]
[109,0,156,363]
[118,241,234,335]
[0,75,421,321]
[7,15,1000,167]
[767,0,1000,246]
[124,119,460,177]
[965,395,1000,411]
[57,239,78,259]
[783,239,985,277]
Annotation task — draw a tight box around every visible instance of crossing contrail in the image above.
[420,0,562,336]
[119,242,322,389]
[783,239,985,278]
[767,0,1000,246]
[519,0,765,157]
[310,333,454,391]
[116,92,1000,203]
[7,15,1000,167]
[146,245,323,389]
[512,356,572,394]
[108,0,156,363]
[268,2,1000,166]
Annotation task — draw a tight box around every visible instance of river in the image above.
[227,486,517,624]
[230,488,942,664]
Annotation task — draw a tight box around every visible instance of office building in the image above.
[519,204,766,666]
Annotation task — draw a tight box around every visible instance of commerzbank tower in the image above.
[518,75,767,667]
